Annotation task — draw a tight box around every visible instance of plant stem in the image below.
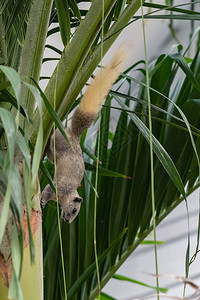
[93,2,105,298]
[140,2,159,298]
[18,0,53,120]
[0,16,7,66]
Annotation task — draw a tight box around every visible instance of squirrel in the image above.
[41,47,127,223]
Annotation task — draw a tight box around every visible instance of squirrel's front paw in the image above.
[41,185,53,209]
[41,191,47,209]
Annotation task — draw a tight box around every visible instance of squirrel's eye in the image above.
[72,208,77,214]
[73,197,82,203]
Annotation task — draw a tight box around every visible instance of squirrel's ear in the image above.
[73,197,82,203]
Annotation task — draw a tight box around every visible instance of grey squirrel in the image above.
[41,48,127,223]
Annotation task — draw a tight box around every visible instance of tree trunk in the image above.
[0,189,43,300]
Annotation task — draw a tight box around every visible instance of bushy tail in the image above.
[71,47,127,137]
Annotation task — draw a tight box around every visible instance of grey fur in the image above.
[71,108,96,137]
[41,110,94,223]
[41,47,126,223]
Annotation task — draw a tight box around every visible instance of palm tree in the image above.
[0,0,200,299]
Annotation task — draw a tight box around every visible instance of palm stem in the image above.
[18,0,53,119]
[0,16,7,66]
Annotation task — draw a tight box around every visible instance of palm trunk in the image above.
[0,182,43,300]
[0,224,43,300]
[20,224,43,300]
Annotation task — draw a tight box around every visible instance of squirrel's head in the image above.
[60,191,83,223]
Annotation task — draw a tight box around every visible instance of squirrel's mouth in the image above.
[61,210,71,223]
